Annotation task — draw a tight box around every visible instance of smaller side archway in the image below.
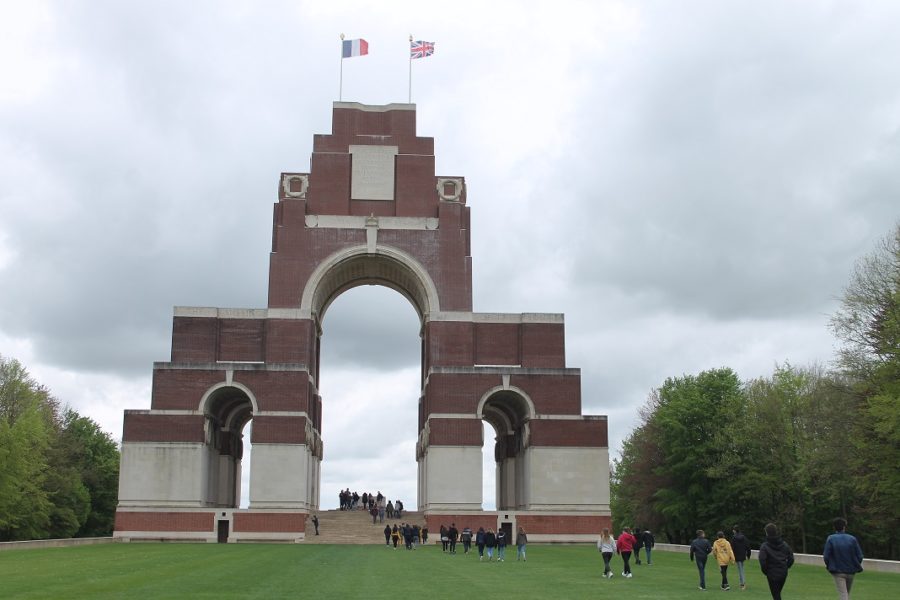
[478,388,534,511]
[200,384,256,508]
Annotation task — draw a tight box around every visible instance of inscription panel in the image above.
[350,145,398,201]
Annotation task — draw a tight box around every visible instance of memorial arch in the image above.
[115,102,610,542]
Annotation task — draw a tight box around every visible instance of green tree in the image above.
[652,368,742,542]
[831,223,900,559]
[611,392,668,534]
[60,410,120,537]
[0,355,120,540]
[0,356,54,540]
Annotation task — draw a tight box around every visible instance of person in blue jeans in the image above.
[690,530,713,590]
[643,530,655,565]
[496,529,507,561]
[485,528,497,561]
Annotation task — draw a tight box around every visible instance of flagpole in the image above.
[339,33,345,101]
[408,35,414,103]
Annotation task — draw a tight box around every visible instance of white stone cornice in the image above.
[333,102,415,112]
[428,312,564,324]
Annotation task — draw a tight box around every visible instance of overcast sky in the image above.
[1,1,898,511]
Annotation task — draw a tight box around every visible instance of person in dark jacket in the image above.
[731,525,752,590]
[448,523,459,554]
[476,527,486,560]
[461,526,473,555]
[440,524,449,552]
[516,526,528,562]
[496,528,508,561]
[485,528,497,561]
[384,524,392,546]
[633,527,643,564]
[690,530,713,590]
[823,517,864,600]
[642,530,655,565]
[758,523,794,600]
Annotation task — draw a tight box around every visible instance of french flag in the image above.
[342,38,369,58]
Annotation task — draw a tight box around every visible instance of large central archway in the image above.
[317,283,421,510]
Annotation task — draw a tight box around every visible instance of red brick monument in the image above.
[115,102,610,542]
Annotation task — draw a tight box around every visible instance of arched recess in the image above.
[200,384,256,508]
[478,388,534,511]
[300,245,441,325]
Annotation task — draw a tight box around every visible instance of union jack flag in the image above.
[410,40,435,59]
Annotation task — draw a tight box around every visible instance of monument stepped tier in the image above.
[114,102,610,543]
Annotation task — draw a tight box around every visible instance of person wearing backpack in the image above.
[758,523,795,600]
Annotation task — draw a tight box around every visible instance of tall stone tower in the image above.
[115,102,610,542]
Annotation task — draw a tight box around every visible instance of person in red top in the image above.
[617,527,638,578]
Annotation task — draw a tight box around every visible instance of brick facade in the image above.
[116,102,609,542]
[114,511,214,533]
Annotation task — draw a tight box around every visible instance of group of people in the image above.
[467,525,528,561]
[688,519,863,600]
[598,519,864,600]
[596,526,655,578]
[382,521,528,563]
[338,489,404,523]
[689,526,753,592]
[384,522,427,549]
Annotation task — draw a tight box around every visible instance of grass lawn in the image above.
[2,544,897,599]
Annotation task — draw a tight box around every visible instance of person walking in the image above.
[823,517,864,600]
[516,526,528,562]
[448,523,459,554]
[440,524,449,552]
[476,527,486,561]
[633,527,643,565]
[758,523,794,600]
[485,528,497,561]
[384,524,392,546]
[462,526,473,555]
[617,527,637,577]
[731,525,752,590]
[311,513,319,536]
[496,528,508,561]
[642,529,655,565]
[391,524,401,548]
[712,531,736,591]
[598,528,617,578]
[690,529,713,591]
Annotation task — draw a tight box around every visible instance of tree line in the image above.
[612,223,899,560]
[0,355,119,541]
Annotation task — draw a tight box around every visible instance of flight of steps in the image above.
[304,509,426,544]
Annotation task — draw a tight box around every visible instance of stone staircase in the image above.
[304,509,426,544]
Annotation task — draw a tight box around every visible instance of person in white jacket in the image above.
[598,528,618,578]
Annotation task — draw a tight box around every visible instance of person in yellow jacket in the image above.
[712,530,737,591]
